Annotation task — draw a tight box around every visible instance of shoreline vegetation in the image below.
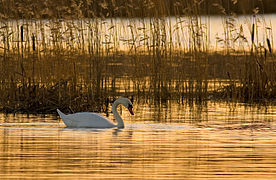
[0,0,276,19]
[0,0,275,114]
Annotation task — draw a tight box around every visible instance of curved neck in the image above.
[112,101,124,128]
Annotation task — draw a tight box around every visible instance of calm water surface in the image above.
[0,101,276,179]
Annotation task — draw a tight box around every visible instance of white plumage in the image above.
[57,97,134,128]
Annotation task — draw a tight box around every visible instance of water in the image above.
[0,101,275,179]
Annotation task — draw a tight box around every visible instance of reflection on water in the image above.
[0,101,276,179]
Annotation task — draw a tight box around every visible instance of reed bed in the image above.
[0,0,275,114]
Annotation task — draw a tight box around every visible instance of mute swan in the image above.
[57,97,134,128]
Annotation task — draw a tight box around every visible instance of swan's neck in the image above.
[112,102,124,128]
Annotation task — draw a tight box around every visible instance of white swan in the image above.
[57,97,134,128]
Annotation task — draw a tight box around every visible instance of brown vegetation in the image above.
[0,0,276,19]
[0,0,275,114]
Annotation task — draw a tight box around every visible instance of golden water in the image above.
[0,101,275,179]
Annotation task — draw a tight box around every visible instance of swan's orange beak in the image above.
[128,105,134,115]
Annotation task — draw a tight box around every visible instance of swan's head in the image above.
[115,97,134,115]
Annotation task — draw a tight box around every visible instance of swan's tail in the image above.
[57,109,67,120]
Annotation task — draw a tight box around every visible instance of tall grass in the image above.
[0,0,275,114]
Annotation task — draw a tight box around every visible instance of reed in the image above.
[0,0,275,114]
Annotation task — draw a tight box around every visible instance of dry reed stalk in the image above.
[0,0,275,114]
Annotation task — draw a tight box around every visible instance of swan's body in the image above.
[57,97,134,128]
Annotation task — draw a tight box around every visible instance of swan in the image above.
[57,97,134,128]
